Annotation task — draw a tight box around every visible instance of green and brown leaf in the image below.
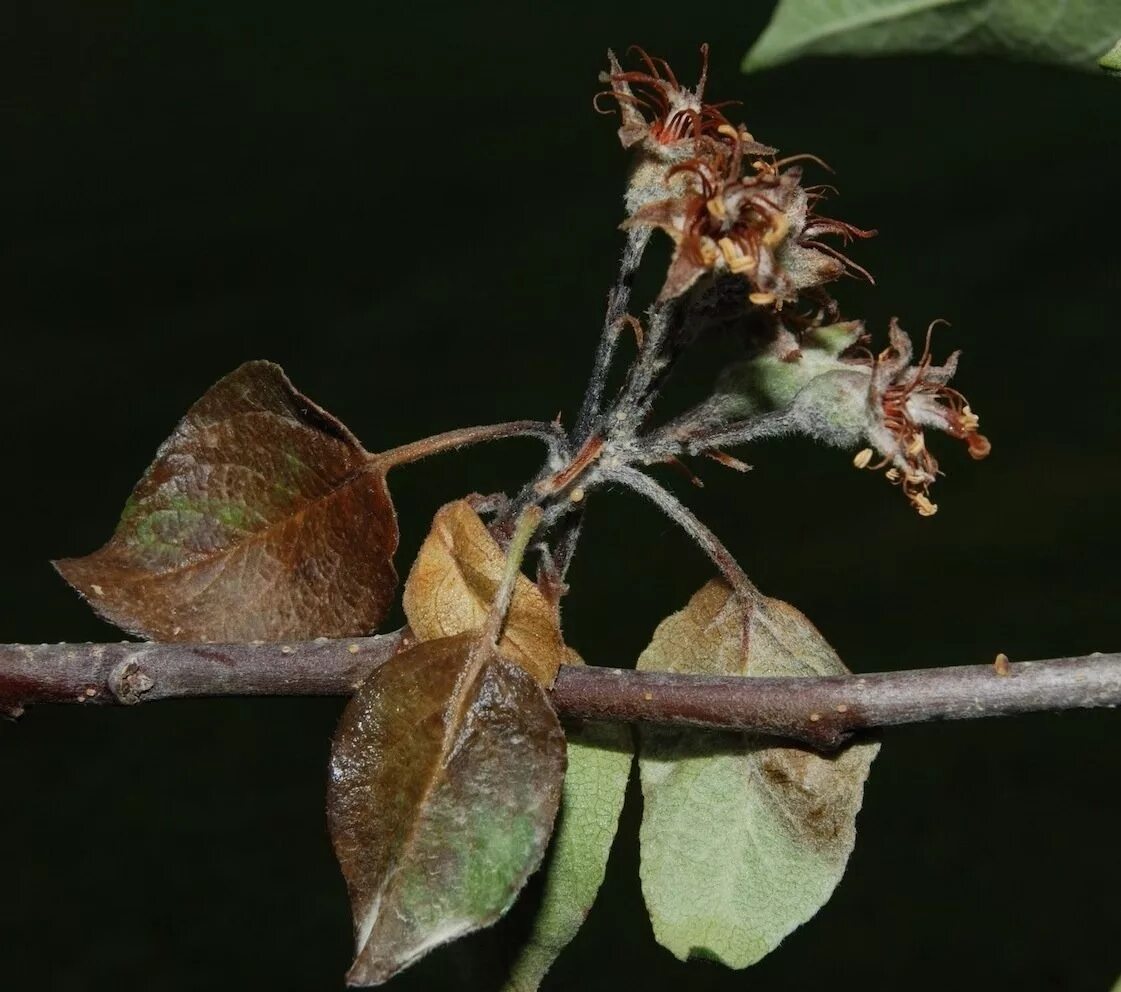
[637,580,879,969]
[328,633,567,987]
[403,500,565,685]
[55,361,399,642]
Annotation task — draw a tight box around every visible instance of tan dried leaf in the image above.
[403,500,564,685]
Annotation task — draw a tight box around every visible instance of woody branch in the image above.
[1,637,1117,750]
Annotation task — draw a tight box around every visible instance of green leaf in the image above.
[637,580,879,969]
[55,361,399,642]
[744,0,1121,74]
[502,655,633,992]
[1102,37,1121,74]
[328,633,567,987]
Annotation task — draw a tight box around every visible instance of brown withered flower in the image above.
[704,319,989,517]
[595,46,772,219]
[626,133,874,302]
[597,47,874,306]
[854,320,991,516]
[594,44,740,152]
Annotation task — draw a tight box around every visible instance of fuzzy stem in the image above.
[372,420,564,471]
[681,408,800,456]
[574,228,651,442]
[2,639,1117,751]
[608,465,759,598]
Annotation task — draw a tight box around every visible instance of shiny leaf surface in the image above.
[328,633,567,987]
[55,361,398,641]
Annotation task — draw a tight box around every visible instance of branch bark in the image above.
[2,635,1117,748]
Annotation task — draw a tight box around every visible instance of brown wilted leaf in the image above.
[636,579,879,968]
[328,632,567,987]
[55,361,398,642]
[402,500,564,685]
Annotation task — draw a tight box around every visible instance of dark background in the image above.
[4,3,1119,990]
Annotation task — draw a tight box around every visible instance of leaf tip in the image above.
[1101,38,1121,75]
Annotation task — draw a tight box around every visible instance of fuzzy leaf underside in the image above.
[328,633,567,987]
[55,361,398,641]
[637,580,879,969]
[403,500,565,685]
[502,653,633,992]
[744,0,1121,74]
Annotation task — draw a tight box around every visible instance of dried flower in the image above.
[597,47,873,305]
[859,320,991,514]
[710,319,990,515]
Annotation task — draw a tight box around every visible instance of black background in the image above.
[3,3,1119,990]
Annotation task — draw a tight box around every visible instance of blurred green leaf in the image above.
[1102,38,1121,74]
[745,0,1121,73]
[637,580,878,969]
[502,697,632,992]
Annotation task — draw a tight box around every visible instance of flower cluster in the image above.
[597,47,873,307]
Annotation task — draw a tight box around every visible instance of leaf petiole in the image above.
[483,505,545,648]
[372,421,565,472]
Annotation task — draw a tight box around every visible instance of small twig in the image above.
[574,228,651,442]
[1,639,1117,750]
[615,300,681,421]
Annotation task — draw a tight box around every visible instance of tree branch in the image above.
[2,636,1117,749]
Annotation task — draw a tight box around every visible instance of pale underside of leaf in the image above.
[55,361,398,642]
[744,0,1121,73]
[637,580,879,969]
[328,633,567,987]
[502,652,633,992]
[403,499,565,685]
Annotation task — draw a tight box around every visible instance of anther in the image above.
[912,494,938,517]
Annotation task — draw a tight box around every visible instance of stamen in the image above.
[912,493,939,517]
